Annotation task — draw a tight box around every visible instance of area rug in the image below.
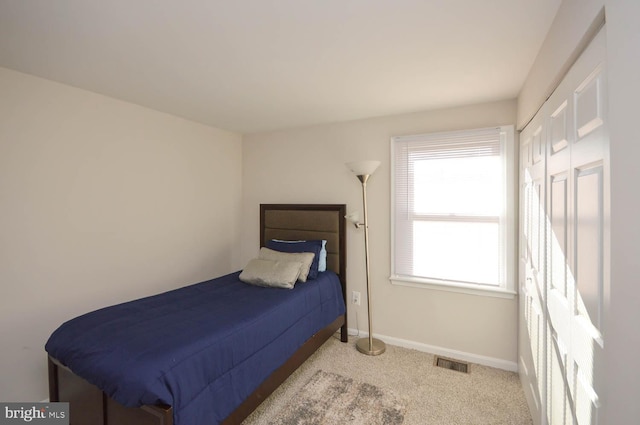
[270,370,407,425]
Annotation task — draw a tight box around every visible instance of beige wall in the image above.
[517,0,640,422]
[242,99,519,366]
[517,0,604,129]
[603,0,640,422]
[0,67,242,402]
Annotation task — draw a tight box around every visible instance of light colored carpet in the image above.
[242,336,533,425]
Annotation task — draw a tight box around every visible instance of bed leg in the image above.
[340,320,348,343]
[48,357,59,402]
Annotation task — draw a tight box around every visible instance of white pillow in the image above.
[239,258,303,289]
[258,247,315,282]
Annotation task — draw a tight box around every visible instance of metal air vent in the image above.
[434,356,469,373]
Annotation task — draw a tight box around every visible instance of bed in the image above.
[46,204,348,425]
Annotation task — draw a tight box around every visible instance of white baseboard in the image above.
[348,328,519,372]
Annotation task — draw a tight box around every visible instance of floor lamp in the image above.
[346,160,386,356]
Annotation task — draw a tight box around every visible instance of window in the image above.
[391,126,515,297]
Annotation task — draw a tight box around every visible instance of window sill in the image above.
[389,275,517,299]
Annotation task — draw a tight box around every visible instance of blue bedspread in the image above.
[45,271,345,425]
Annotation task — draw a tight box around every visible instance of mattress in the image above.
[45,270,345,425]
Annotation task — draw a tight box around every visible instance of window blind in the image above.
[392,127,505,286]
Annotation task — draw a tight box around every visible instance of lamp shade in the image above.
[346,160,380,177]
[345,211,360,226]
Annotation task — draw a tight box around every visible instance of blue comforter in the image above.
[45,271,345,425]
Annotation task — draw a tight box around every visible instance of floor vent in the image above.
[434,356,469,373]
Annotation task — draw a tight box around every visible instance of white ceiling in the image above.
[0,0,561,134]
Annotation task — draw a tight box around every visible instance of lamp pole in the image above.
[355,173,386,356]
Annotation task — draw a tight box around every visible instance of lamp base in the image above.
[356,337,386,356]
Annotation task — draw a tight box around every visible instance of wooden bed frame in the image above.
[48,204,348,425]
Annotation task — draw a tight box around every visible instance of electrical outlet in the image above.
[351,291,361,305]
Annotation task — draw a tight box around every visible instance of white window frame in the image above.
[390,125,517,299]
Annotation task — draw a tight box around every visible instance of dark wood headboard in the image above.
[260,204,347,287]
[260,203,348,345]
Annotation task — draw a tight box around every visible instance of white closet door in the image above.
[545,26,608,425]
[519,25,608,425]
[519,109,548,425]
